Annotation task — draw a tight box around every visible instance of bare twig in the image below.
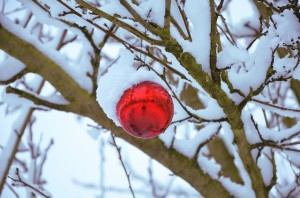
[0,15,231,197]
[193,125,221,161]
[266,150,277,192]
[0,80,45,193]
[250,115,269,142]
[119,0,161,36]
[37,138,54,185]
[56,30,78,51]
[246,16,265,50]
[171,116,192,124]
[252,98,300,113]
[74,0,163,45]
[217,0,225,12]
[217,24,235,46]
[252,142,300,153]
[170,15,191,41]
[8,168,51,198]
[216,7,237,45]
[5,86,69,112]
[110,133,136,198]
[175,0,192,41]
[135,55,228,124]
[164,0,171,33]
[54,1,189,82]
[148,159,158,197]
[0,68,28,85]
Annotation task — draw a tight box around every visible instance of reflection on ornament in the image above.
[116,81,174,138]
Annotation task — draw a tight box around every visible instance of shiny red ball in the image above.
[116,81,174,138]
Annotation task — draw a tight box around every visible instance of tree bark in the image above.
[0,22,232,198]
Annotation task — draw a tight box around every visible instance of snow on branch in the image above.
[4,86,70,112]
[1,0,300,197]
[0,13,93,92]
[8,168,51,198]
[0,56,26,85]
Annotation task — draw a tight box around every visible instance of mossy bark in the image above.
[160,34,268,197]
[0,23,231,198]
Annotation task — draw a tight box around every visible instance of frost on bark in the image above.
[0,0,300,197]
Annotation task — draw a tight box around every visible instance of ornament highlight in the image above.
[116,81,174,138]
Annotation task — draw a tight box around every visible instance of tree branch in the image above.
[110,133,136,198]
[164,0,171,33]
[209,0,220,84]
[0,17,231,198]
[8,168,50,198]
[73,0,163,45]
[174,1,192,41]
[119,0,161,36]
[0,78,43,194]
[158,24,269,198]
[0,68,28,85]
[5,86,69,112]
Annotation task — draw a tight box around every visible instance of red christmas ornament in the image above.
[116,81,174,138]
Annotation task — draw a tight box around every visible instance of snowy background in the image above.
[0,0,300,197]
[0,0,249,197]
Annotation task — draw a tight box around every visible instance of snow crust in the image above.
[243,104,300,143]
[191,99,226,120]
[131,1,165,27]
[217,36,277,96]
[173,0,211,72]
[220,177,255,198]
[272,56,298,80]
[0,14,93,92]
[96,49,170,126]
[242,110,261,144]
[220,123,255,194]
[273,10,300,46]
[217,45,249,70]
[2,90,37,109]
[260,121,300,142]
[257,152,273,186]
[253,100,300,118]
[0,56,25,81]
[198,152,221,180]
[173,123,220,158]
[1,0,300,197]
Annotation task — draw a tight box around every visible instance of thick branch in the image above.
[5,86,69,112]
[74,0,163,45]
[209,0,220,84]
[0,26,84,105]
[0,19,230,198]
[159,31,268,198]
[291,79,300,105]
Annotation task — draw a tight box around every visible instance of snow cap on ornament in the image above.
[96,50,174,138]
